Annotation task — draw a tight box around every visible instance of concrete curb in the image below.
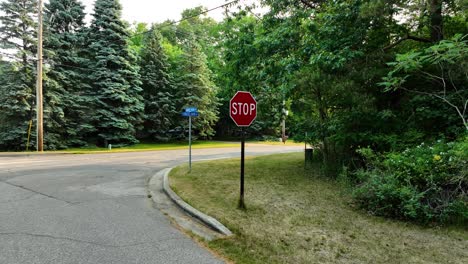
[155,168,233,237]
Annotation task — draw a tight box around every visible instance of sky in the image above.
[0,0,263,25]
[79,0,252,24]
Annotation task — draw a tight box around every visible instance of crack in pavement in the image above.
[0,232,185,249]
[0,180,74,205]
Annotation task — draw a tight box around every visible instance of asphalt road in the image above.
[0,144,302,264]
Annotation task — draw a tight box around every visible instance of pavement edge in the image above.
[149,168,233,237]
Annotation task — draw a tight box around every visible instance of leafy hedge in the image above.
[351,137,467,224]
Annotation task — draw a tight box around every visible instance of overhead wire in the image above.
[132,0,242,38]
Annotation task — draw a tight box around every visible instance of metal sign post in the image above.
[182,107,199,173]
[189,114,192,172]
[240,128,245,209]
[229,91,257,209]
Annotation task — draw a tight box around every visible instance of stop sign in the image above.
[230,91,257,127]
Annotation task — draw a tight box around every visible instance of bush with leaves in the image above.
[352,137,467,224]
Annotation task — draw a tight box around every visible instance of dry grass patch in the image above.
[170,153,467,264]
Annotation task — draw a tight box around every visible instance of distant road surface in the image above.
[0,144,302,264]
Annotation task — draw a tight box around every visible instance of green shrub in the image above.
[353,137,467,224]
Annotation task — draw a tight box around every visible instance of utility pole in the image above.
[36,0,44,152]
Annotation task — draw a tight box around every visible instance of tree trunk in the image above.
[429,0,444,42]
[314,86,330,169]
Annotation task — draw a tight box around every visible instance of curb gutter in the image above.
[152,168,233,237]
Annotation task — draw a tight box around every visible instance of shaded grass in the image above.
[170,153,468,264]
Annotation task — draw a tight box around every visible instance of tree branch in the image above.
[400,87,468,131]
[383,35,432,51]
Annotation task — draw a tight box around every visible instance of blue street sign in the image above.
[185,107,198,113]
[182,111,199,117]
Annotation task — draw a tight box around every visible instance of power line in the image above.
[131,0,242,38]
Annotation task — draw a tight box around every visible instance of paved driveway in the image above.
[0,144,302,264]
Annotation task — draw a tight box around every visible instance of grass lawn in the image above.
[62,141,240,154]
[0,140,303,154]
[170,153,468,264]
[38,140,301,154]
[250,140,304,146]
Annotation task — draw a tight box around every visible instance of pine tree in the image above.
[176,36,219,138]
[86,0,144,146]
[44,0,93,147]
[139,26,177,140]
[0,0,37,150]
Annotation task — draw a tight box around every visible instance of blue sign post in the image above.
[181,107,199,172]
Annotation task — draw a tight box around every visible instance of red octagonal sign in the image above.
[230,91,257,127]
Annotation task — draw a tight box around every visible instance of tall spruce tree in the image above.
[86,0,143,146]
[44,0,92,147]
[0,0,37,150]
[176,36,219,138]
[139,27,177,140]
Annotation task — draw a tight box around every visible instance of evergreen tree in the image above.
[86,0,144,146]
[139,26,177,140]
[0,0,37,150]
[176,36,219,138]
[44,0,93,147]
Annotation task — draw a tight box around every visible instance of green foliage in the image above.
[381,34,468,131]
[353,138,468,224]
[254,0,396,170]
[214,14,264,137]
[257,0,467,173]
[129,22,148,54]
[157,7,222,139]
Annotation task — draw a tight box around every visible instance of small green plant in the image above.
[353,137,468,224]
